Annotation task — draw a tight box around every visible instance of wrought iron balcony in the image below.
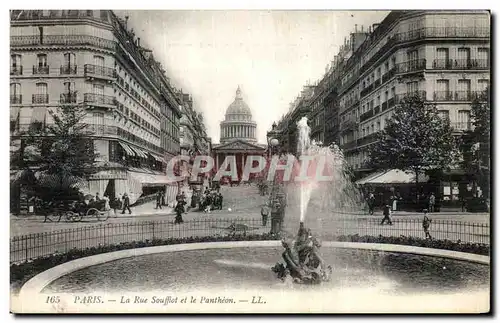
[10,94,22,104]
[360,83,375,98]
[60,92,78,104]
[11,34,116,51]
[433,91,454,101]
[396,91,427,102]
[396,59,426,73]
[360,109,374,122]
[387,98,395,109]
[382,68,396,83]
[33,65,49,75]
[60,65,77,75]
[84,64,116,80]
[83,93,115,107]
[10,66,23,76]
[433,59,490,70]
[32,94,49,104]
[357,132,380,147]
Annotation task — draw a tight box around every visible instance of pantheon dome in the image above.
[220,86,257,144]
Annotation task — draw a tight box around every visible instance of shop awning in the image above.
[119,142,136,156]
[10,107,20,121]
[129,171,177,187]
[149,153,166,163]
[356,169,429,185]
[31,107,47,123]
[129,145,148,159]
[355,170,386,185]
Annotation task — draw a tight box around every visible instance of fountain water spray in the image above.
[291,116,364,230]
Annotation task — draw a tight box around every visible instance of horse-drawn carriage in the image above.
[40,199,112,223]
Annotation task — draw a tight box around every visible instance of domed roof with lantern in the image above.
[224,86,253,121]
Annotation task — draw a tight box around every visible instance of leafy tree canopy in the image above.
[368,94,456,176]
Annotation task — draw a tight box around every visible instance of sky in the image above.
[116,10,390,144]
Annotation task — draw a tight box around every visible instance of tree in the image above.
[367,94,456,201]
[24,104,98,196]
[459,87,490,199]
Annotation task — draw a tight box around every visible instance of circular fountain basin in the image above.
[22,241,489,297]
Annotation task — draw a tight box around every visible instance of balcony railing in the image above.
[60,65,77,75]
[433,91,454,101]
[83,93,115,106]
[83,124,119,136]
[340,140,358,151]
[360,109,374,122]
[60,92,78,104]
[357,26,490,80]
[451,122,472,131]
[340,118,357,132]
[433,59,490,70]
[395,91,427,103]
[382,67,396,83]
[387,97,395,109]
[396,59,426,73]
[360,83,375,98]
[32,94,49,104]
[11,35,116,51]
[84,64,116,79]
[10,95,22,104]
[33,65,49,75]
[357,132,380,147]
[10,66,23,76]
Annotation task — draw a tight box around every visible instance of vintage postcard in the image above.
[9,8,490,314]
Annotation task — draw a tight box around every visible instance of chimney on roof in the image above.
[124,15,129,29]
[361,25,364,32]
[355,24,358,32]
[137,37,140,47]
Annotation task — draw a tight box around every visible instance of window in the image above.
[36,83,48,95]
[10,83,20,96]
[94,55,104,67]
[457,79,471,100]
[438,110,450,121]
[93,84,104,96]
[457,110,471,130]
[37,54,47,67]
[435,80,450,100]
[435,48,449,68]
[406,81,418,94]
[64,53,76,66]
[64,81,75,93]
[478,48,489,67]
[11,54,22,71]
[407,49,418,62]
[376,121,381,131]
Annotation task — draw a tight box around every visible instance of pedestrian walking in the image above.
[121,193,132,214]
[422,211,432,239]
[428,193,436,213]
[155,191,162,209]
[367,193,375,215]
[380,203,393,225]
[261,202,270,226]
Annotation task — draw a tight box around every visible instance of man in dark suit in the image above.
[121,193,132,214]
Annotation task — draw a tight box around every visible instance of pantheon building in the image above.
[212,86,266,182]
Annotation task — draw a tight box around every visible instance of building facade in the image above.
[179,93,211,186]
[10,10,185,207]
[269,10,490,207]
[212,86,266,182]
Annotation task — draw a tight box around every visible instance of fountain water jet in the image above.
[287,116,365,237]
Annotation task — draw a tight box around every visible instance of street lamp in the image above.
[267,136,285,236]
